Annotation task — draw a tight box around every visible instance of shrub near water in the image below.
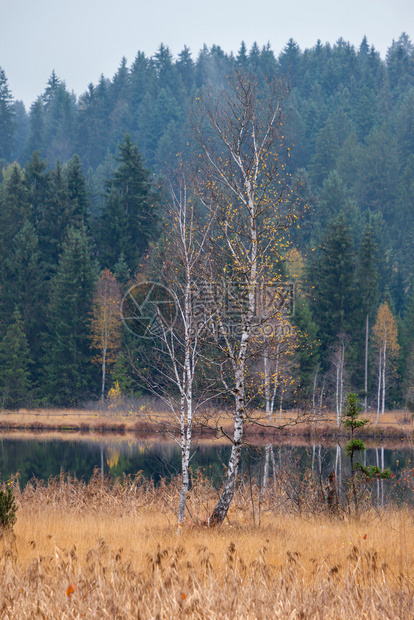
[0,471,413,618]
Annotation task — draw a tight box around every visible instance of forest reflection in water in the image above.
[0,435,413,500]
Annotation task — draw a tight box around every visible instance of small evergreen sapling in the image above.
[0,485,17,531]
[343,393,390,514]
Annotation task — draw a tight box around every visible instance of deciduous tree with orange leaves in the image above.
[90,270,122,403]
[372,301,400,419]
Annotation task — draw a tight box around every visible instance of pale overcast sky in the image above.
[1,0,413,109]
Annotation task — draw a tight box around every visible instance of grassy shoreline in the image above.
[1,473,413,618]
[0,407,413,442]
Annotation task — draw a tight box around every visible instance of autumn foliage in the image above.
[90,270,122,402]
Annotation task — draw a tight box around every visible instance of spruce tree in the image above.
[44,225,98,404]
[64,154,89,228]
[99,135,157,272]
[3,220,45,374]
[25,150,49,230]
[0,308,33,409]
[310,215,358,357]
[357,224,379,407]
[24,99,45,160]
[0,67,15,162]
[0,163,30,265]
[291,294,319,403]
[38,160,73,275]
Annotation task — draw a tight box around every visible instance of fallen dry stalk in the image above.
[0,471,413,618]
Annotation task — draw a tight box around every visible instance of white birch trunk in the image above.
[210,362,246,524]
[336,363,340,426]
[262,445,271,490]
[376,348,382,424]
[312,368,318,423]
[101,343,107,405]
[381,337,387,415]
[210,186,257,525]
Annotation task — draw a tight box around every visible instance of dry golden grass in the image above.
[1,406,413,442]
[1,472,414,618]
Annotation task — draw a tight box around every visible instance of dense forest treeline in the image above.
[0,34,414,412]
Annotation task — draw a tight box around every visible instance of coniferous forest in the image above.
[1,34,414,411]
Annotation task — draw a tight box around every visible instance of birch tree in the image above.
[191,71,300,525]
[261,331,297,488]
[126,167,214,524]
[372,302,400,419]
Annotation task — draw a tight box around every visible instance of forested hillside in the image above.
[0,34,413,411]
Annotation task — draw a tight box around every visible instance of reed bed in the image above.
[0,471,413,618]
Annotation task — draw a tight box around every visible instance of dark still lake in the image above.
[1,434,414,490]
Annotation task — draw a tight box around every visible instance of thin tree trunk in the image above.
[364,313,369,412]
[178,256,194,525]
[178,436,191,524]
[382,338,387,415]
[339,342,344,421]
[279,392,283,424]
[210,363,245,525]
[101,345,107,405]
[262,345,275,491]
[312,367,318,423]
[262,445,271,490]
[319,378,325,418]
[376,349,382,424]
[336,363,340,426]
[210,182,258,525]
[270,447,277,489]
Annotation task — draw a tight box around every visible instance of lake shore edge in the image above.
[0,407,413,443]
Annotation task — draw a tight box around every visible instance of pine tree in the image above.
[176,46,195,88]
[25,98,45,160]
[0,308,33,409]
[99,135,157,272]
[393,154,414,281]
[64,154,89,228]
[357,224,379,409]
[278,38,301,83]
[291,293,319,403]
[38,160,73,275]
[44,82,76,163]
[310,215,357,356]
[44,226,98,404]
[401,289,414,410]
[42,70,60,107]
[0,163,30,264]
[311,170,360,247]
[395,88,414,163]
[310,119,339,186]
[0,67,15,162]
[1,220,44,346]
[25,151,49,230]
